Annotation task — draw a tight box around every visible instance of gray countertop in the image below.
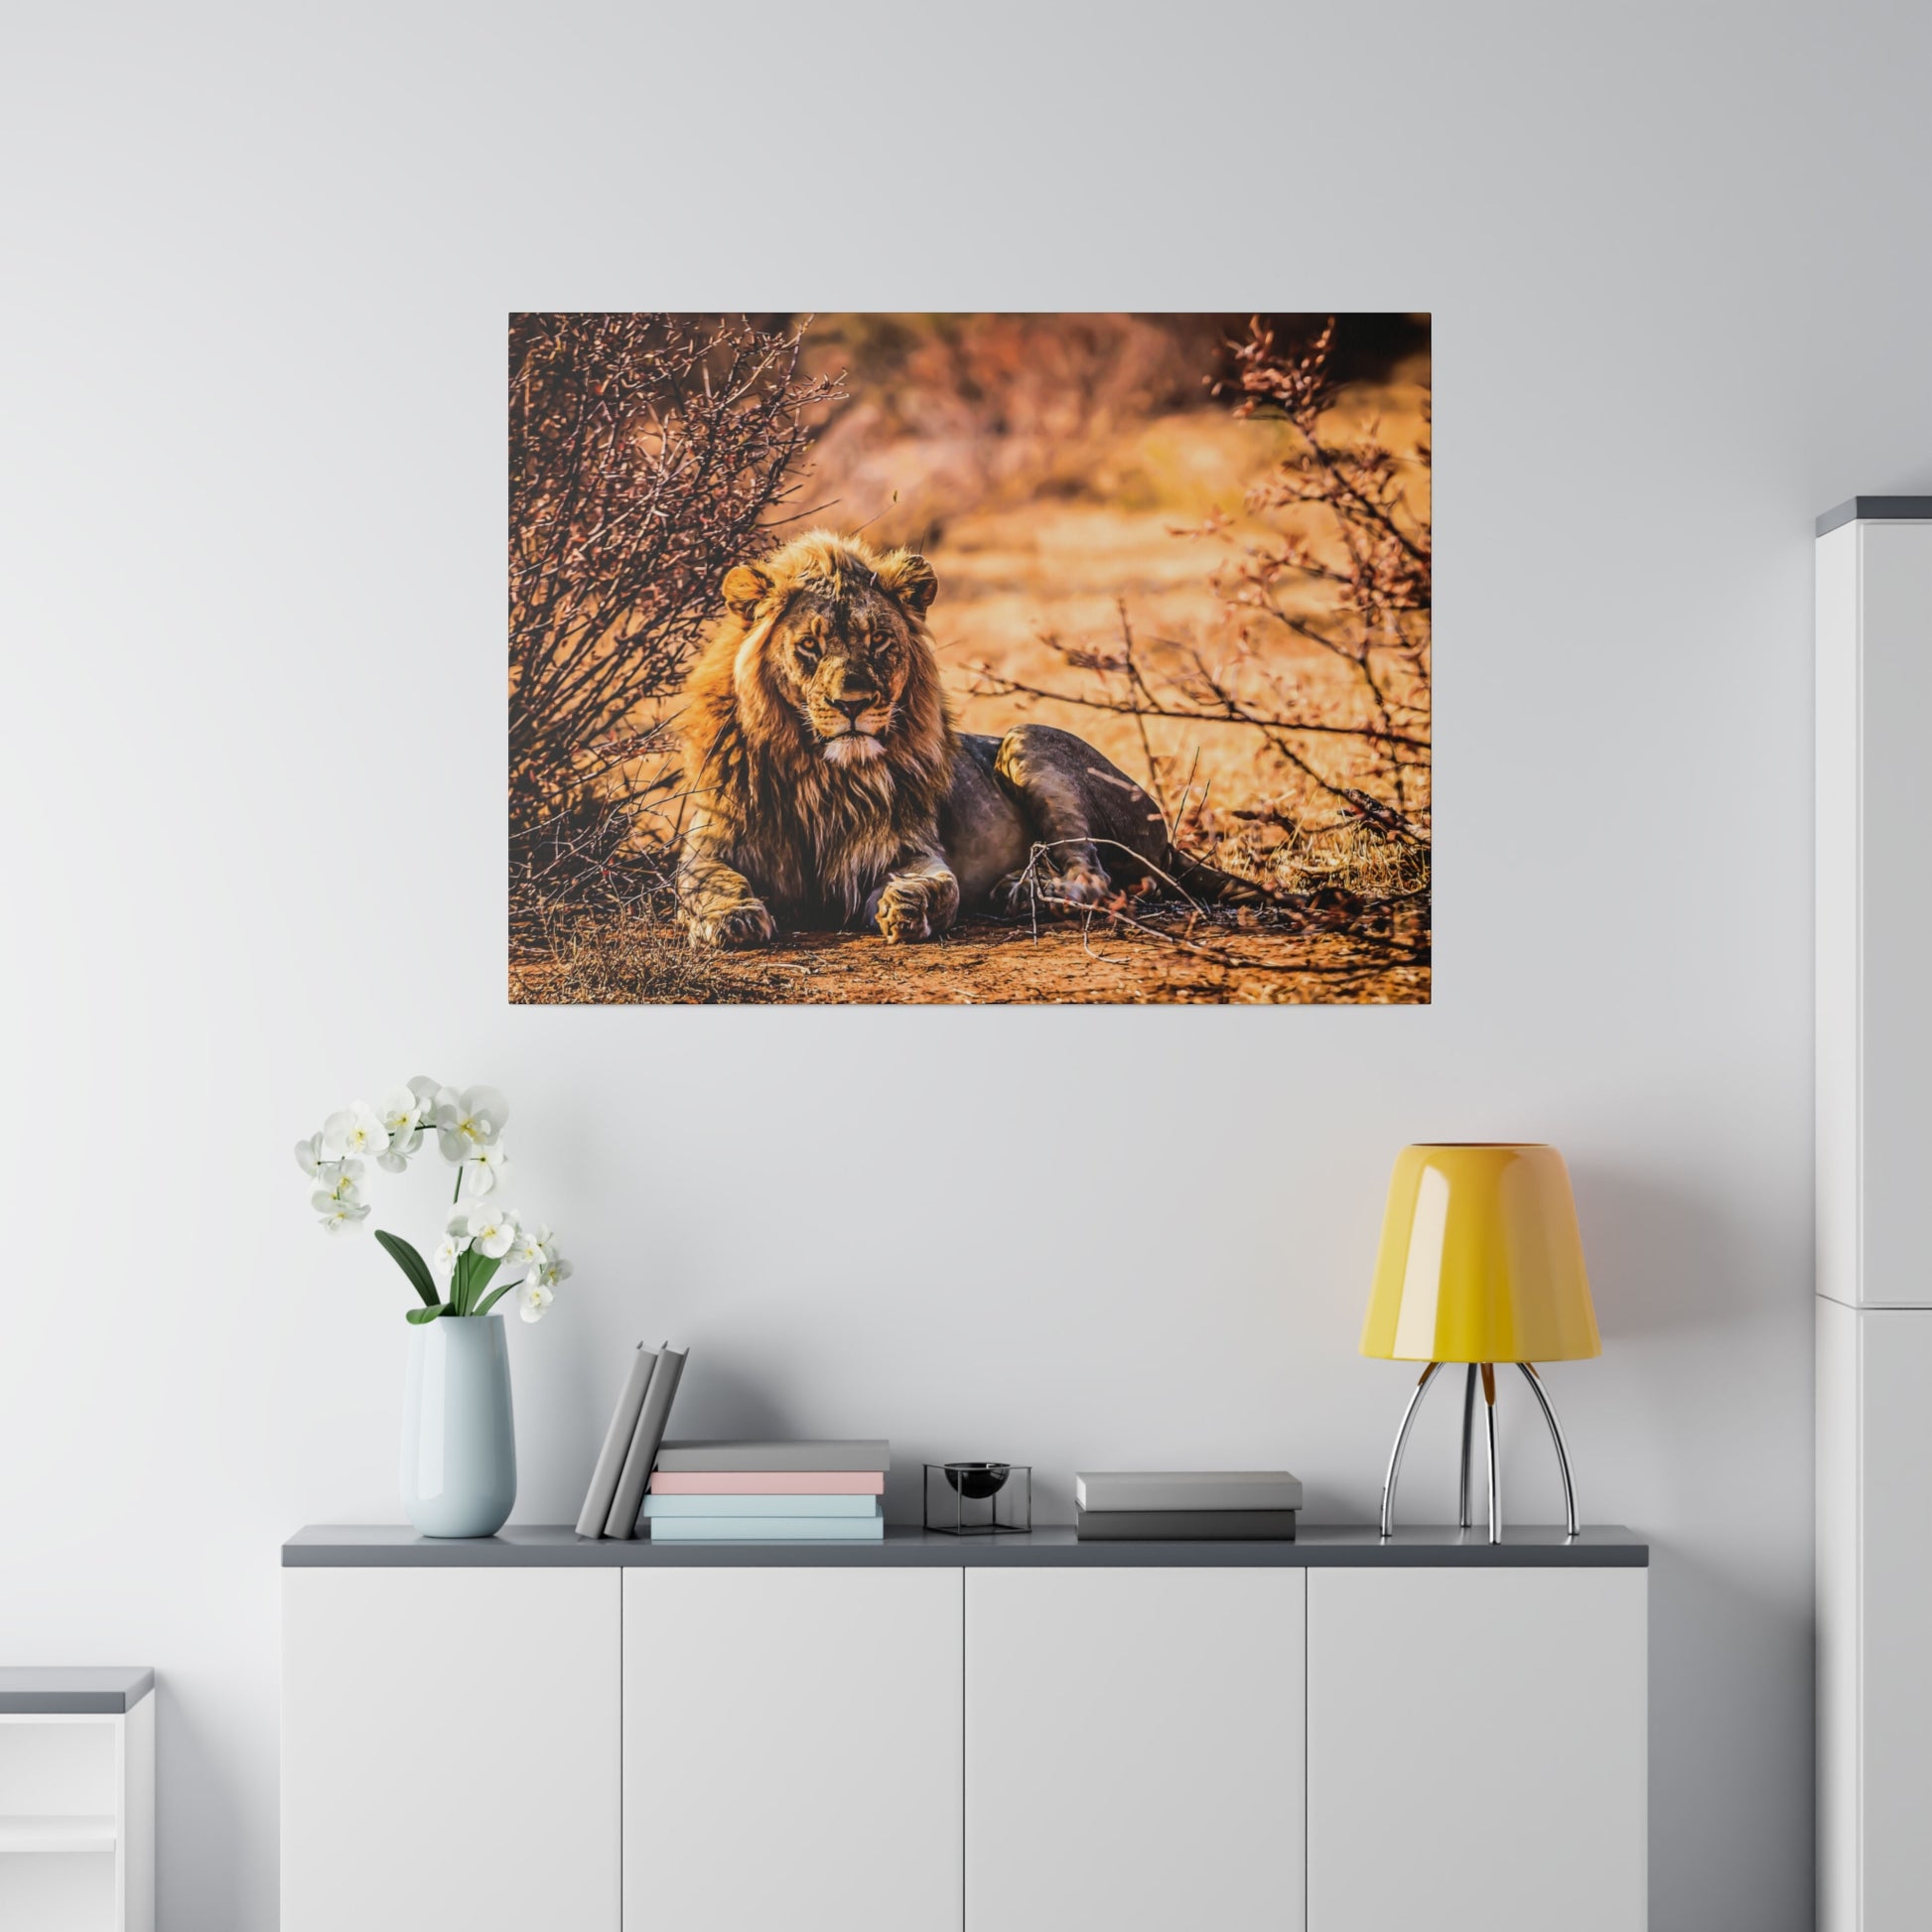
[1817,495,1932,535]
[0,1667,154,1714]
[286,1524,1646,1569]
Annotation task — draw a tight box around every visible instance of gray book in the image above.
[605,1344,688,1539]
[575,1342,658,1539]
[1075,1470,1305,1513]
[653,1439,890,1474]
[1075,1507,1298,1541]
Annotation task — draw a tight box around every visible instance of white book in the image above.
[640,1493,883,1519]
[647,1515,886,1543]
[1074,1470,1304,1512]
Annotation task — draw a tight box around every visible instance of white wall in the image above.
[3,4,1928,1926]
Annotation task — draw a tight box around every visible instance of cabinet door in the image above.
[1860,1308,1932,1926]
[623,1567,962,1932]
[966,1567,1306,1932]
[282,1568,621,1932]
[1307,1568,1645,1932]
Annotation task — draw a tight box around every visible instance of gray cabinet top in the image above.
[0,1667,154,1714]
[1817,496,1932,536]
[285,1524,1646,1569]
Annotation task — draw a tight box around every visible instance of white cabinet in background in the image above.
[0,1676,153,1932]
[1307,1568,1647,1932]
[1815,499,1932,1932]
[965,1567,1306,1932]
[281,1568,620,1932]
[621,1567,961,1932]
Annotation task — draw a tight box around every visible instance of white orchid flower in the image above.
[434,1085,508,1163]
[509,1221,552,1268]
[460,1144,513,1198]
[517,1281,555,1323]
[377,1128,422,1173]
[432,1233,464,1280]
[314,1189,370,1235]
[321,1101,389,1163]
[464,1205,519,1260]
[313,1159,365,1203]
[378,1085,424,1135]
[293,1133,329,1180]
[530,1252,573,1292]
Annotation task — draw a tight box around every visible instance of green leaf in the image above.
[474,1280,515,1318]
[374,1229,440,1309]
[464,1253,504,1315]
[405,1304,447,1325]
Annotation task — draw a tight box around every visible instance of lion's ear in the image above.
[721,563,773,620]
[880,551,938,618]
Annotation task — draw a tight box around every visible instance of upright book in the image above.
[575,1342,657,1539]
[604,1343,689,1539]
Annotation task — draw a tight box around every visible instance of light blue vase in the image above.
[401,1315,517,1538]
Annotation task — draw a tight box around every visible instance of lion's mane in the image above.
[680,531,956,921]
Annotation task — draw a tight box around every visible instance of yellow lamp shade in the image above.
[1361,1145,1599,1363]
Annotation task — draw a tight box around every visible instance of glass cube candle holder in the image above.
[924,1462,1032,1535]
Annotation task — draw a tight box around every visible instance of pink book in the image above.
[647,1469,887,1495]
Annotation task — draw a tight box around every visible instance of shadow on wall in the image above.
[1573,1160,1790,1343]
[1643,1536,1814,1928]
[1568,1158,1815,1927]
[159,1678,250,1929]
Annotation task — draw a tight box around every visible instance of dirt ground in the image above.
[510,907,1430,1008]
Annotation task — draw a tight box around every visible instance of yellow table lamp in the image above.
[1363,1144,1598,1543]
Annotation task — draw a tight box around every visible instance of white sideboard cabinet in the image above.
[283,1524,1646,1932]
[1816,498,1932,1932]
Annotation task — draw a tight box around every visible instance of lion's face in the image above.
[721,542,939,767]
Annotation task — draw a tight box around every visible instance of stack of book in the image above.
[642,1441,889,1543]
[1073,1470,1303,1540]
[576,1341,690,1541]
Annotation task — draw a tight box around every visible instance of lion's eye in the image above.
[795,643,820,671]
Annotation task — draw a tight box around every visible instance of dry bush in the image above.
[967,317,1432,910]
[508,314,842,909]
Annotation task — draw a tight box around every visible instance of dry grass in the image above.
[511,906,786,1005]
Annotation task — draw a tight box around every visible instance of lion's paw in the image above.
[1044,859,1111,906]
[873,872,958,946]
[688,902,777,950]
[996,858,1112,915]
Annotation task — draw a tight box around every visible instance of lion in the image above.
[677,530,1257,948]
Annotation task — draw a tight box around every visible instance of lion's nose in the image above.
[832,694,874,721]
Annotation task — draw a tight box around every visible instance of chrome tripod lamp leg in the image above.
[1457,1364,1477,1530]
[1480,1362,1501,1544]
[1378,1361,1443,1539]
[1518,1362,1580,1537]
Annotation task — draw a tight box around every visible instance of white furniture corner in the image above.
[282,1525,1646,1932]
[1815,496,1932,1932]
[0,1669,155,1932]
